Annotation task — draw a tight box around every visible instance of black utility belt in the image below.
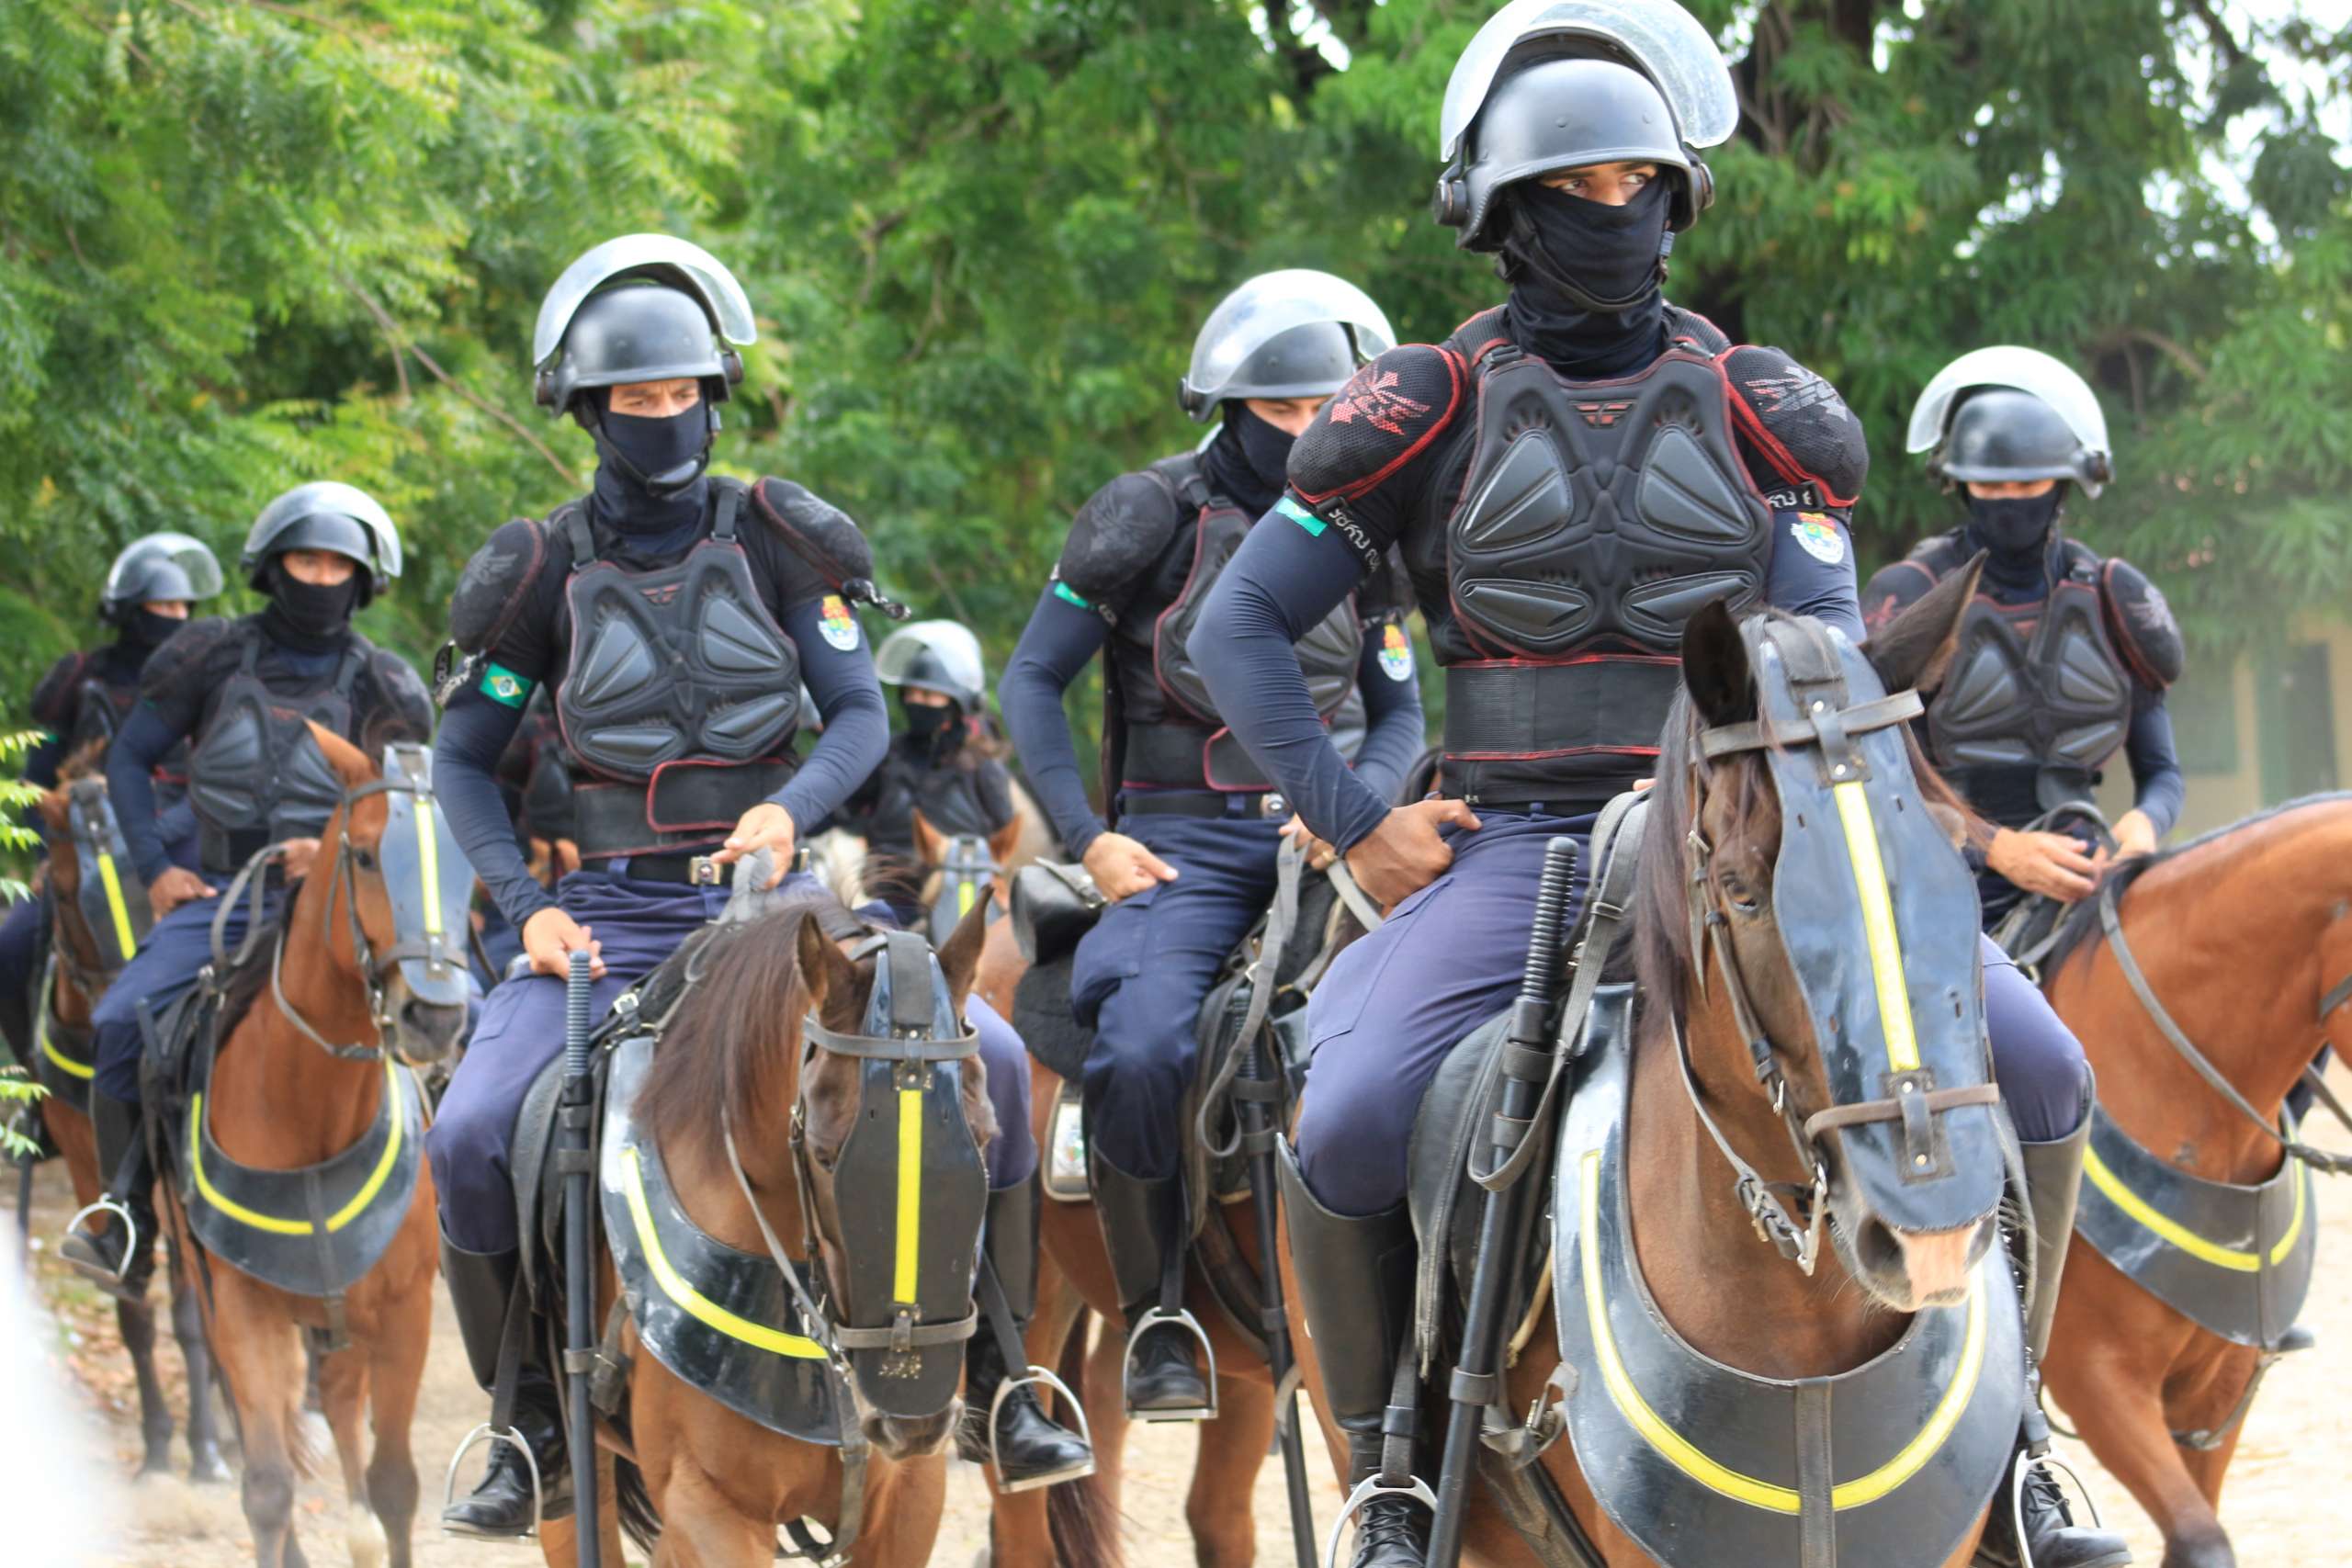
[572,758,797,861]
[1119,789,1284,820]
[1123,721,1276,794]
[1442,657,1680,763]
[200,826,297,879]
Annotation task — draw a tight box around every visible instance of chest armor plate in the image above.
[1926,581,2131,804]
[1150,494,1363,728]
[556,497,802,784]
[187,636,360,854]
[1446,348,1771,660]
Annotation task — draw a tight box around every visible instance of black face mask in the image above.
[124,608,187,650]
[901,699,959,752]
[595,402,711,493]
[261,559,360,650]
[1499,180,1672,378]
[1201,403,1295,517]
[1966,490,2064,555]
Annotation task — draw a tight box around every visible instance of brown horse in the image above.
[1292,584,2017,1567]
[157,726,468,1568]
[2037,797,2352,1568]
[31,755,229,1482]
[972,897,1274,1568]
[549,885,1001,1568]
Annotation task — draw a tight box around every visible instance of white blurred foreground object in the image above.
[0,1237,120,1563]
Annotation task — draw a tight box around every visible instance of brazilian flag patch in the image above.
[481,662,533,708]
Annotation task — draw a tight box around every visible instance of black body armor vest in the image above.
[1438,344,1772,803]
[1927,558,2132,815]
[1117,456,1361,793]
[70,664,193,800]
[556,483,804,859]
[187,634,365,874]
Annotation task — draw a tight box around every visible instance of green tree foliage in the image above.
[0,0,2344,728]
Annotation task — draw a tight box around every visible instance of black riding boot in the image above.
[1280,1141,1427,1568]
[60,1090,157,1302]
[439,1233,572,1539]
[1089,1151,1210,1419]
[960,1174,1094,1490]
[1978,1117,2132,1568]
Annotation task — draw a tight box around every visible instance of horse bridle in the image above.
[1679,655,2001,1275]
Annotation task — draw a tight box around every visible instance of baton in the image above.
[561,949,601,1568]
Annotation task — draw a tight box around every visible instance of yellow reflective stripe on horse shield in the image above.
[96,850,138,957]
[619,1145,825,1359]
[187,1062,407,1235]
[2082,1140,2307,1273]
[894,1087,923,1303]
[1830,780,1920,1075]
[414,794,444,938]
[957,881,976,919]
[1579,1151,1985,1511]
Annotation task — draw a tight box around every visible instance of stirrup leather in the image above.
[440,1422,544,1540]
[1123,1304,1218,1422]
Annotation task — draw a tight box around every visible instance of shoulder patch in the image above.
[29,652,88,730]
[1374,618,1416,682]
[450,517,551,655]
[1788,511,1847,566]
[752,477,876,590]
[1288,344,1465,505]
[1721,344,1867,509]
[2099,558,2185,690]
[1057,468,1185,603]
[815,594,862,651]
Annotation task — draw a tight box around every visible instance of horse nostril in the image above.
[1854,1215,1904,1280]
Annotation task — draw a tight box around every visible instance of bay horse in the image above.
[157,726,469,1568]
[1291,581,2021,1567]
[550,880,1002,1568]
[2036,796,2352,1568]
[31,752,228,1482]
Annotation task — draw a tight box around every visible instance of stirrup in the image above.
[1323,1472,1437,1568]
[62,1197,137,1280]
[986,1364,1098,1495]
[440,1422,542,1540]
[1123,1304,1218,1422]
[2007,1448,2104,1568]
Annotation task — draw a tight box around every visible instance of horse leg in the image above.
[855,1458,947,1568]
[642,1458,775,1567]
[118,1290,174,1475]
[206,1276,305,1568]
[1187,1373,1272,1568]
[317,1344,390,1568]
[2058,1371,2233,1568]
[360,1279,431,1568]
[170,1247,232,1483]
[1082,1318,1130,1517]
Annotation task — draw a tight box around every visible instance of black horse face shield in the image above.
[376,743,476,1011]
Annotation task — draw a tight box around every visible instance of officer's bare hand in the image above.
[1281,814,1340,872]
[1987,828,2098,903]
[147,865,217,919]
[1344,799,1481,909]
[522,906,605,979]
[713,803,797,888]
[280,837,323,884]
[1082,831,1179,902]
[2100,809,2158,866]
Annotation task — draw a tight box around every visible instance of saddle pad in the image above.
[1012,953,1091,1081]
[1547,992,2021,1568]
[599,1033,840,1445]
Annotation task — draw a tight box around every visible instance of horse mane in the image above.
[632,883,872,1157]
[56,737,107,784]
[2039,788,2352,980]
[211,890,295,1054]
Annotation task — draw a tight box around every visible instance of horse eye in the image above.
[353,848,378,872]
[1718,870,1762,913]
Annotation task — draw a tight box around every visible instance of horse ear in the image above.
[309,721,379,794]
[35,787,68,837]
[910,807,944,870]
[1865,553,1983,697]
[986,813,1024,869]
[1680,598,1756,728]
[796,911,859,1025]
[936,894,989,1014]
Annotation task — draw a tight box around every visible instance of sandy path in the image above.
[13,1072,2343,1568]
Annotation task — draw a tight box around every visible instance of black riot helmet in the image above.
[532,233,756,416]
[99,532,224,625]
[1940,391,2102,489]
[1908,346,2113,497]
[1178,270,1396,422]
[241,482,404,603]
[875,621,987,714]
[1432,0,1740,251]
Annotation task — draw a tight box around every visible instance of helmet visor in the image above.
[1440,0,1740,162]
[106,532,225,605]
[876,621,985,703]
[533,233,756,370]
[1906,346,2109,461]
[1184,270,1396,416]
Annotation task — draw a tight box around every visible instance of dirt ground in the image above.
[10,1079,2345,1568]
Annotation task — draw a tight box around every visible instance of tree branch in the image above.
[341,278,580,488]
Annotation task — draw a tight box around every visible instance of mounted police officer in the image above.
[60,489,429,1295]
[424,234,1051,1534]
[1189,6,2130,1566]
[839,620,1017,926]
[0,534,223,1065]
[999,269,1425,1420]
[1865,348,2184,927]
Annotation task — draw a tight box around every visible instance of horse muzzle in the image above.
[383,974,468,1065]
[861,1398,963,1461]
[1834,1196,1994,1313]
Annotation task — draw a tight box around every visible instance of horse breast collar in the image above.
[598,1033,840,1444]
[2075,1102,2316,1352]
[1550,1017,2022,1568]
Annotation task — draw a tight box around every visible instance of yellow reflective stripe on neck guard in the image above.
[2082,1139,2306,1273]
[1579,1150,1986,1511]
[414,795,444,938]
[37,994,95,1080]
[619,1145,824,1359]
[187,1062,406,1235]
[96,850,138,957]
[1829,780,1919,1075]
[894,1086,923,1303]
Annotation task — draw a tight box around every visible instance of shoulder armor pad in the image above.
[1057,468,1184,602]
[1860,558,1945,637]
[1287,343,1466,505]
[29,653,88,729]
[359,649,435,751]
[751,478,876,590]
[1663,304,1732,355]
[2099,557,2184,689]
[139,617,234,704]
[1721,345,1867,509]
[450,518,552,655]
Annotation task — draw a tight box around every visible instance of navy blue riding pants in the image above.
[92,879,285,1105]
[428,865,1035,1256]
[1072,806,1285,1181]
[1295,809,2094,1218]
